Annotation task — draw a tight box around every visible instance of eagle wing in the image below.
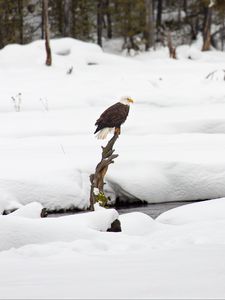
[94,102,129,133]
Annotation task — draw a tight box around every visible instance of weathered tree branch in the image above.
[89,132,119,210]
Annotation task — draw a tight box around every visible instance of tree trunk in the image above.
[0,5,4,48]
[183,0,187,14]
[18,0,24,44]
[178,0,182,24]
[156,0,162,28]
[105,0,112,39]
[63,0,72,36]
[202,1,215,51]
[222,17,225,51]
[41,0,44,39]
[167,31,176,59]
[71,0,77,38]
[43,0,52,66]
[97,0,103,47]
[145,0,154,51]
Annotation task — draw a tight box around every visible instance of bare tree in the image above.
[97,0,103,47]
[156,0,163,28]
[63,0,72,36]
[167,30,177,59]
[202,0,216,51]
[105,0,112,39]
[145,0,154,51]
[18,0,24,44]
[43,0,52,66]
[222,17,225,51]
[183,0,187,14]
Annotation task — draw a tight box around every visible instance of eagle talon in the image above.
[114,127,121,135]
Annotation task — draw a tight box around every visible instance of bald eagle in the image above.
[94,96,134,139]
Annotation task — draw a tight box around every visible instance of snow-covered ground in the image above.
[1,38,225,298]
[1,38,225,211]
[1,199,225,299]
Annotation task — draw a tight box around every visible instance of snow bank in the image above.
[0,38,102,69]
[8,202,44,218]
[119,212,163,235]
[0,206,118,251]
[108,158,225,203]
[157,197,225,225]
[1,201,225,298]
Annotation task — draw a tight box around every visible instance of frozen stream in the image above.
[115,200,203,218]
[48,200,203,219]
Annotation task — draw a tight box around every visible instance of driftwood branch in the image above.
[89,132,119,210]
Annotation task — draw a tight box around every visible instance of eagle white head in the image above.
[119,96,135,105]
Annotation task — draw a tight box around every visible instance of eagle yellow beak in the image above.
[128,98,134,103]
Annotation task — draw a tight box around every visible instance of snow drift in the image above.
[0,204,118,251]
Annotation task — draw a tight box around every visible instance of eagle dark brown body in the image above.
[94,102,129,134]
[94,96,134,139]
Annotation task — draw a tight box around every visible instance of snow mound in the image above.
[109,160,225,203]
[8,202,44,218]
[156,197,225,225]
[0,38,102,69]
[177,45,202,60]
[0,207,119,251]
[119,212,163,235]
[0,189,22,214]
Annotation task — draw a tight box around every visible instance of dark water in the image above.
[116,201,199,219]
[48,200,200,219]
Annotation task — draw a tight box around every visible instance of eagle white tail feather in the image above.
[96,128,113,139]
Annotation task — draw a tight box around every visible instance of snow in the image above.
[7,202,44,218]
[0,205,119,251]
[1,38,225,210]
[157,197,225,224]
[1,37,225,298]
[1,200,225,298]
[119,211,164,235]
